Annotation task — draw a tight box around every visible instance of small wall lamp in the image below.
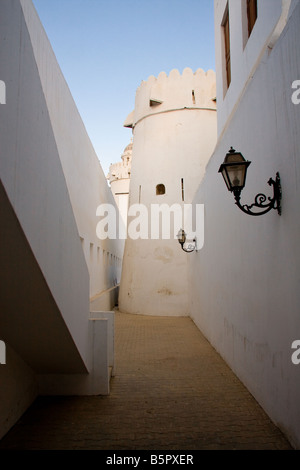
[218,147,282,216]
[177,229,198,253]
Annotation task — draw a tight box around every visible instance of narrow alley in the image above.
[0,312,292,450]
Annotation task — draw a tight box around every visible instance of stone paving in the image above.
[0,312,293,450]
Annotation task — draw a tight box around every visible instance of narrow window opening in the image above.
[139,185,142,204]
[192,90,196,105]
[90,243,94,263]
[222,6,231,91]
[247,0,257,37]
[181,178,185,202]
[156,184,166,196]
[150,98,163,107]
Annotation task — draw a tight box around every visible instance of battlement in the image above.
[108,161,131,183]
[137,67,215,93]
[124,68,216,129]
[107,141,132,184]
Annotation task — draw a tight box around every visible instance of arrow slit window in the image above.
[222,5,231,93]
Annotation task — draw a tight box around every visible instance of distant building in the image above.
[107,140,132,227]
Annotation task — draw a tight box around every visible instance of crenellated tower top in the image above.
[124,68,216,129]
[107,140,132,184]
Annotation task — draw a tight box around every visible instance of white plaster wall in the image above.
[0,0,118,437]
[20,0,123,299]
[119,69,217,316]
[215,0,298,136]
[190,2,300,448]
[0,345,37,440]
[131,113,216,204]
[0,0,90,371]
[110,178,130,228]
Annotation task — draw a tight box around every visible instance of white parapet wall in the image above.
[89,312,115,378]
[38,312,115,397]
[20,0,123,300]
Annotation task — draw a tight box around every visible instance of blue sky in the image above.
[32,0,215,177]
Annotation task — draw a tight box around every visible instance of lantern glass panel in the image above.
[226,163,247,190]
[177,229,186,245]
[221,167,231,191]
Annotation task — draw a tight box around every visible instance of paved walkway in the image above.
[0,312,292,450]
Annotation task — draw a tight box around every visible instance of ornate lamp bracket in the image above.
[233,173,282,216]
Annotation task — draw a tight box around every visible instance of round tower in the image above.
[119,68,217,316]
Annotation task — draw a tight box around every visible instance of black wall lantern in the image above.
[177,229,198,253]
[218,147,282,216]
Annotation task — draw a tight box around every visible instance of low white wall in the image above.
[190,3,300,448]
[38,316,113,396]
[89,312,115,376]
